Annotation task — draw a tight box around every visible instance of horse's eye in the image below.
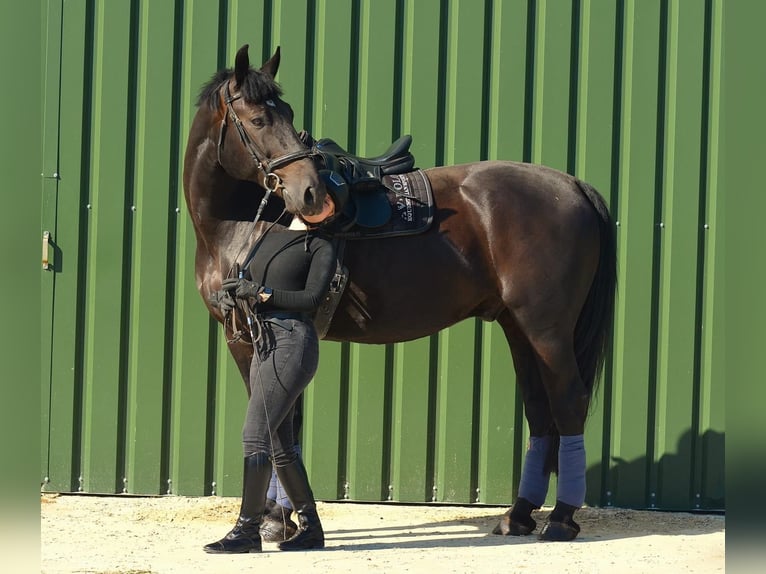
[251,116,265,128]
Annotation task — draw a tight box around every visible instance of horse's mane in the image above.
[196,67,283,109]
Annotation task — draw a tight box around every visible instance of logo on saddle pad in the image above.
[391,174,416,223]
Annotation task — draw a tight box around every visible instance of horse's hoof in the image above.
[538,519,580,541]
[260,515,298,542]
[492,511,536,536]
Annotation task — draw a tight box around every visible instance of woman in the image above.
[204,189,339,554]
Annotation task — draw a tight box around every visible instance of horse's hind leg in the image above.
[492,312,556,536]
[525,327,589,541]
[496,309,589,541]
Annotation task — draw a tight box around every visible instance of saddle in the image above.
[311,135,415,186]
[302,133,430,233]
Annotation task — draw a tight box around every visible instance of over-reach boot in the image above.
[203,453,272,553]
[260,498,298,542]
[275,460,325,550]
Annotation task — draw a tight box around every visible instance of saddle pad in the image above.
[336,169,434,239]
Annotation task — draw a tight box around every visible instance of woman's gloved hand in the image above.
[208,289,236,313]
[222,277,260,299]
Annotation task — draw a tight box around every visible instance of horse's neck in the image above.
[184,116,292,278]
[185,140,251,265]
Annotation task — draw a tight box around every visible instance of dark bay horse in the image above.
[183,45,617,541]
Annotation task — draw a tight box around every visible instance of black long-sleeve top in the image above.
[246,229,336,313]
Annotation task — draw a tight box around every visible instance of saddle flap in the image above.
[326,170,434,239]
[343,191,392,228]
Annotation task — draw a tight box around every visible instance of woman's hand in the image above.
[222,277,260,299]
[208,289,236,313]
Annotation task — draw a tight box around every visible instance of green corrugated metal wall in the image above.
[39,0,725,511]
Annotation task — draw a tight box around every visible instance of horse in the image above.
[183,44,617,542]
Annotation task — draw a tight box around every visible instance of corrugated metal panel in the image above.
[2,0,44,500]
[40,0,724,510]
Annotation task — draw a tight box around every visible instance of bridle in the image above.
[216,78,316,268]
[216,80,314,195]
[215,80,317,345]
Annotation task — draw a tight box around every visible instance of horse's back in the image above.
[425,160,603,245]
[328,160,607,343]
[426,160,589,207]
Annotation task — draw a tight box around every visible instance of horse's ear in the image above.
[260,46,281,79]
[234,44,250,88]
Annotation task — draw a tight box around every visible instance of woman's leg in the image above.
[248,320,323,551]
[242,320,317,456]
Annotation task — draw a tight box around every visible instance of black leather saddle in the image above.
[297,132,423,230]
[305,134,415,189]
[313,135,414,181]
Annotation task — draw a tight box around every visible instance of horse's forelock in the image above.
[238,70,283,104]
[196,67,283,110]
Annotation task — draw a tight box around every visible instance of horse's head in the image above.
[213,45,325,217]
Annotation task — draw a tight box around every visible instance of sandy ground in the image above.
[40,493,724,574]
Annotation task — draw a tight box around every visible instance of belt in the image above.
[258,311,307,322]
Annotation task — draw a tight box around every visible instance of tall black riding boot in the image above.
[203,453,272,553]
[275,460,325,551]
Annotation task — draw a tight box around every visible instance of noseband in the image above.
[217,81,314,193]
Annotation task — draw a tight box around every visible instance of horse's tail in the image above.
[573,179,617,402]
[544,179,617,476]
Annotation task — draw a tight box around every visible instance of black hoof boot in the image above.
[492,498,538,536]
[539,501,581,541]
[260,499,298,543]
[203,516,262,553]
[278,509,325,550]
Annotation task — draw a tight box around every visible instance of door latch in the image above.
[42,231,51,270]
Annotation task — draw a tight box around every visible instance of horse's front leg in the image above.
[226,339,255,396]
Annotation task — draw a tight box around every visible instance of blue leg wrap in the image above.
[557,434,586,507]
[517,435,552,507]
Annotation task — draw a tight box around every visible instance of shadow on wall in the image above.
[585,429,724,511]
